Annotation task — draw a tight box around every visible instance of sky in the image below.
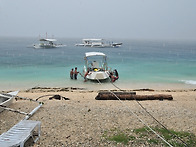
[1,0,196,40]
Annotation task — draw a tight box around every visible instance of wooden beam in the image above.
[95,92,173,101]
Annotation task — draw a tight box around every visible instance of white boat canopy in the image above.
[39,39,57,42]
[83,39,103,41]
[85,52,106,57]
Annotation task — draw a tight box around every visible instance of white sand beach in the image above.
[0,87,196,146]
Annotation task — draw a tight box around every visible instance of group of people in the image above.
[70,67,119,83]
[70,67,79,80]
[70,67,90,82]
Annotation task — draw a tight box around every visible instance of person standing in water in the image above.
[70,68,74,79]
[74,67,79,80]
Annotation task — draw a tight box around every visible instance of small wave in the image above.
[180,80,196,85]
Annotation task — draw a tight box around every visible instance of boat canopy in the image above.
[85,52,106,57]
[83,39,103,41]
[39,39,57,42]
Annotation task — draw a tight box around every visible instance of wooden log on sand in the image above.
[95,92,173,101]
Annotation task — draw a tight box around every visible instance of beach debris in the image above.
[133,88,155,91]
[49,95,61,100]
[48,95,70,100]
[26,87,86,93]
[95,91,173,101]
[66,135,71,139]
[35,94,69,101]
[63,97,70,100]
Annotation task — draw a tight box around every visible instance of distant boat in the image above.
[32,38,66,49]
[83,52,111,81]
[0,91,19,113]
[75,39,122,48]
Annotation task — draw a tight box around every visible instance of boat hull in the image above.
[75,39,122,48]
[86,71,110,81]
[76,44,121,48]
[33,43,66,49]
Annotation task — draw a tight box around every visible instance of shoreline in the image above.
[1,86,196,93]
[0,87,196,146]
[0,80,196,91]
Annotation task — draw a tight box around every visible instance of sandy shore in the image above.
[0,87,196,146]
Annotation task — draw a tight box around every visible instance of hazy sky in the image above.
[1,0,196,40]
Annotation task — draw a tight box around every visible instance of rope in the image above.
[96,79,173,146]
[35,94,57,101]
[15,95,40,103]
[0,105,30,116]
[110,82,188,146]
[79,72,84,77]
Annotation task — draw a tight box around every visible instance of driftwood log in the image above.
[95,91,173,101]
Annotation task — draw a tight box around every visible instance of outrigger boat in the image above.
[33,38,66,49]
[75,39,122,48]
[83,52,111,81]
[0,91,19,113]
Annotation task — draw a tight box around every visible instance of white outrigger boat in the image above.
[83,52,111,81]
[75,39,122,48]
[33,38,66,49]
[0,91,19,113]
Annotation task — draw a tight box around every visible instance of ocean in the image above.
[0,37,196,91]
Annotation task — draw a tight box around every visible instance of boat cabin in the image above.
[84,52,108,71]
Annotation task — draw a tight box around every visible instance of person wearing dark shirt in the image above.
[74,67,79,80]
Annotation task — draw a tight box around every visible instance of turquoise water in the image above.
[0,37,196,90]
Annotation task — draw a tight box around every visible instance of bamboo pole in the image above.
[0,105,29,115]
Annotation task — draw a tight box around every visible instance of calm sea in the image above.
[0,37,196,91]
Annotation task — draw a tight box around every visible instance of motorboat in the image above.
[75,39,122,48]
[83,52,111,81]
[0,91,19,113]
[33,38,66,49]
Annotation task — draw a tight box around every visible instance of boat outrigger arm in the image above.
[14,95,43,120]
[0,92,43,120]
